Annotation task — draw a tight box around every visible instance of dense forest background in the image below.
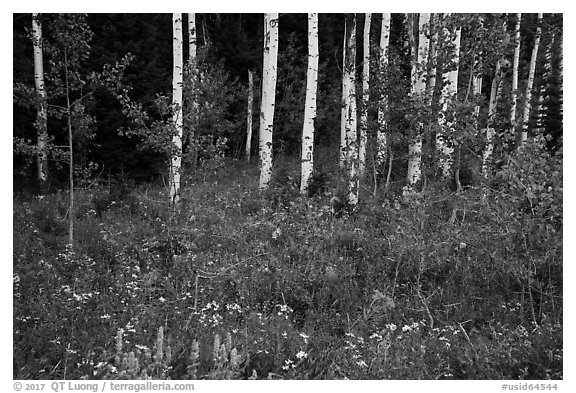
[13,13,563,381]
[13,13,563,187]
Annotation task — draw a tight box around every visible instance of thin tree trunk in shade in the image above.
[246,69,254,162]
[187,13,199,165]
[510,14,521,138]
[519,13,542,147]
[482,18,507,178]
[340,21,347,169]
[358,13,371,177]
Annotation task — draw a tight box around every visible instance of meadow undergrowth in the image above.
[13,154,562,379]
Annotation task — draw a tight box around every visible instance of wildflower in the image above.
[369,332,383,341]
[125,322,136,333]
[439,336,451,348]
[100,314,111,320]
[299,332,309,344]
[295,350,308,360]
[282,359,295,370]
[356,360,368,368]
[282,332,288,339]
[385,323,397,332]
[272,227,282,240]
[402,325,412,332]
[226,303,242,312]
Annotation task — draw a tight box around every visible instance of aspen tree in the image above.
[510,13,521,138]
[340,22,347,168]
[407,13,430,186]
[536,32,555,130]
[258,13,279,190]
[246,69,254,162]
[344,14,359,206]
[188,13,197,64]
[437,17,461,179]
[376,13,391,172]
[300,13,319,195]
[558,34,563,117]
[358,13,371,177]
[482,17,508,178]
[519,13,543,146]
[170,13,184,206]
[472,16,484,121]
[188,13,199,157]
[473,74,483,119]
[65,46,74,248]
[32,13,48,188]
[426,13,439,106]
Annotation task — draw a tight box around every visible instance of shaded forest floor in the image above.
[13,156,562,380]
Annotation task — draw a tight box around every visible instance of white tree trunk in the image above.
[300,13,319,195]
[170,13,184,206]
[246,69,254,162]
[376,13,391,172]
[520,13,542,146]
[32,13,48,187]
[407,13,430,186]
[259,13,279,190]
[344,14,359,206]
[358,13,371,177]
[437,20,461,179]
[510,13,521,137]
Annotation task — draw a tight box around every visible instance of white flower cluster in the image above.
[402,321,420,332]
